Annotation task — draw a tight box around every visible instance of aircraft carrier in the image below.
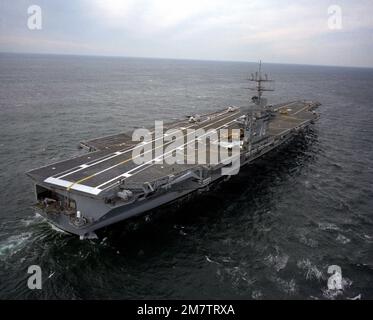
[27,63,321,239]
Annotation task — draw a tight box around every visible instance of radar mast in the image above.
[248,61,274,107]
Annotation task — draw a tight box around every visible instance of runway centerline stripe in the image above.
[55,109,233,180]
[98,115,242,191]
[65,111,240,191]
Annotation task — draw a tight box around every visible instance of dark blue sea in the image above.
[0,53,372,299]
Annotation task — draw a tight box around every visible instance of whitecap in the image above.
[20,213,44,226]
[264,252,289,272]
[205,256,220,265]
[299,234,319,248]
[48,223,68,234]
[251,290,263,299]
[0,232,33,258]
[318,222,340,231]
[297,259,323,280]
[336,234,351,244]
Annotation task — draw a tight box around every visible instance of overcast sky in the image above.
[1,0,373,67]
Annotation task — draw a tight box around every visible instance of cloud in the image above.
[1,0,373,67]
[85,0,226,33]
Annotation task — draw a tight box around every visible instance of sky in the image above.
[0,0,373,67]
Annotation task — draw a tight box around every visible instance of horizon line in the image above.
[1,50,373,70]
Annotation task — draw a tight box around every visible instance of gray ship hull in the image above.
[26,63,320,239]
[28,99,320,239]
[33,135,292,239]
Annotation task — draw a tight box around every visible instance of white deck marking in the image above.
[98,115,241,191]
[278,101,297,110]
[100,115,315,192]
[69,184,102,195]
[44,177,72,188]
[56,152,130,179]
[44,110,240,195]
[87,112,240,188]
[54,109,234,180]
[46,108,313,195]
[44,177,103,195]
[53,124,194,179]
[292,104,310,115]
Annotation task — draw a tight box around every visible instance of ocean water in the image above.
[0,53,372,299]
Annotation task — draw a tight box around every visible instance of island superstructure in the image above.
[27,63,320,239]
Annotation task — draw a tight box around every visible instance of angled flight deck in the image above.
[28,101,318,198]
[28,108,244,195]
